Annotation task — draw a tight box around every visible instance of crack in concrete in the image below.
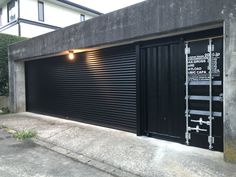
[43,126,77,140]
[33,138,140,177]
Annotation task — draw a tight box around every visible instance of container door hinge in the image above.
[208,136,215,149]
[185,132,191,145]
[208,44,214,52]
[219,93,223,102]
[185,47,190,55]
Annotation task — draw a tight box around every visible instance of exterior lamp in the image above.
[68,51,75,60]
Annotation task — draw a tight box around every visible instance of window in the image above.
[38,1,44,22]
[80,14,85,22]
[0,8,2,27]
[7,0,17,22]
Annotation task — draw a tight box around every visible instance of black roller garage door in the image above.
[25,45,137,132]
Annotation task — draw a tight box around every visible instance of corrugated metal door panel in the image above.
[25,45,137,132]
[143,41,185,140]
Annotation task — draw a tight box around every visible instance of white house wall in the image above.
[19,0,37,22]
[1,24,18,36]
[0,1,8,27]
[20,23,54,38]
[0,0,99,37]
[0,0,18,27]
[20,0,95,28]
[45,0,94,27]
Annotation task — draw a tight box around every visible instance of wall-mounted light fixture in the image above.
[68,50,75,60]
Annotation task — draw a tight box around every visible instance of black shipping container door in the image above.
[141,41,185,141]
[25,45,137,132]
[186,37,223,151]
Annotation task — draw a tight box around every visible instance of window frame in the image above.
[0,8,2,26]
[7,0,17,23]
[80,14,85,22]
[38,1,44,22]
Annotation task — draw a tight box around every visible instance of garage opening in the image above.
[25,45,137,132]
[25,28,223,151]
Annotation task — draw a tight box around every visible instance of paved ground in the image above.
[0,112,236,177]
[0,129,113,177]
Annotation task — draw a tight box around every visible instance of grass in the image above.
[13,130,37,140]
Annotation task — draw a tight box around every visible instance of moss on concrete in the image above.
[224,141,236,163]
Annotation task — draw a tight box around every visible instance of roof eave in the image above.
[56,0,103,15]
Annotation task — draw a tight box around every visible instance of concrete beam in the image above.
[8,0,231,61]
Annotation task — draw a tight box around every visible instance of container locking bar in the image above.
[185,42,190,145]
[191,118,210,126]
[188,125,207,133]
[208,38,214,150]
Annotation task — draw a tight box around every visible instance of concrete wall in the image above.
[8,0,229,61]
[8,60,25,113]
[7,0,236,163]
[224,19,236,163]
[0,96,8,109]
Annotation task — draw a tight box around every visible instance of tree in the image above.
[0,34,26,96]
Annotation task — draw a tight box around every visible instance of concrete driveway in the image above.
[0,129,113,177]
[0,112,236,177]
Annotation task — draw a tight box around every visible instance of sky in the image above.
[69,0,145,13]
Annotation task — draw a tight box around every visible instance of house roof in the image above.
[56,0,103,15]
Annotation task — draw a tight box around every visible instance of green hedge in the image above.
[0,33,26,96]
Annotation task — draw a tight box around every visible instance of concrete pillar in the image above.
[8,59,26,113]
[224,19,236,163]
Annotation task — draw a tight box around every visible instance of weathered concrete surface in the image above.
[8,60,25,113]
[0,129,114,177]
[8,0,234,61]
[0,113,139,177]
[0,113,236,177]
[224,19,236,163]
[0,96,8,109]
